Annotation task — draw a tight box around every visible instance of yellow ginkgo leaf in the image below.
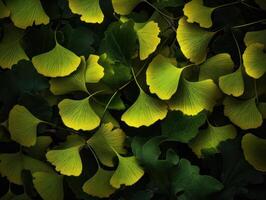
[8,105,42,147]
[68,0,104,23]
[85,54,104,83]
[0,26,29,69]
[32,42,81,77]
[244,30,266,46]
[121,90,168,127]
[111,0,141,15]
[176,17,216,64]
[6,0,49,29]
[46,135,85,176]
[146,54,183,100]
[134,21,161,60]
[223,97,263,130]
[0,0,10,18]
[58,97,100,131]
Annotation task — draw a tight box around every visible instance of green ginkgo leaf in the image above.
[87,123,126,167]
[219,67,244,97]
[110,154,144,188]
[223,97,263,130]
[8,105,42,147]
[242,133,266,172]
[26,136,52,159]
[169,79,221,116]
[199,53,234,82]
[121,90,168,127]
[183,0,215,28]
[85,54,104,83]
[258,102,266,119]
[49,57,87,95]
[33,172,64,200]
[189,123,237,157]
[176,17,216,64]
[0,152,53,185]
[32,42,81,77]
[0,0,10,18]
[46,135,85,176]
[244,30,266,46]
[146,54,183,100]
[58,97,100,131]
[134,21,161,60]
[111,0,141,15]
[82,168,116,198]
[6,0,49,29]
[68,0,104,23]
[243,43,266,79]
[0,26,29,69]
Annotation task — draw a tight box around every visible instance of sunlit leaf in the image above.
[244,30,266,46]
[0,0,10,18]
[111,0,141,15]
[85,54,104,83]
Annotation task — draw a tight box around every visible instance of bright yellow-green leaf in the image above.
[68,0,104,23]
[8,105,42,147]
[111,0,141,15]
[110,154,144,189]
[0,0,10,18]
[6,0,49,29]
[223,97,263,130]
[176,17,215,64]
[121,90,168,127]
[85,54,104,83]
[219,67,244,97]
[0,26,29,69]
[243,43,266,79]
[189,123,237,157]
[146,54,183,100]
[169,79,221,116]
[32,42,81,77]
[244,30,266,46]
[58,97,100,131]
[87,123,126,167]
[33,172,64,200]
[183,0,215,28]
[0,152,53,185]
[46,135,85,176]
[49,57,87,95]
[82,168,116,198]
[242,133,266,172]
[199,53,234,82]
[134,21,161,60]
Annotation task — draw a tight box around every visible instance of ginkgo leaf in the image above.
[121,90,168,127]
[183,0,215,28]
[189,123,237,157]
[0,26,29,69]
[243,43,266,79]
[110,154,144,188]
[6,0,49,29]
[244,30,266,46]
[134,21,161,60]
[88,123,126,167]
[33,172,64,200]
[258,102,266,119]
[26,136,52,159]
[85,54,104,83]
[0,152,53,185]
[49,57,87,95]
[219,67,244,97]
[68,0,104,23]
[176,17,216,64]
[82,168,116,198]
[199,53,234,82]
[58,97,100,131]
[32,42,81,77]
[223,97,263,130]
[8,105,42,147]
[46,135,85,176]
[111,0,141,15]
[242,133,266,172]
[146,54,183,100]
[0,0,10,18]
[169,79,221,116]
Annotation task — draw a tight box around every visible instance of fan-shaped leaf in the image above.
[85,54,104,83]
[111,0,141,15]
[0,0,10,18]
[26,136,52,159]
[244,30,266,46]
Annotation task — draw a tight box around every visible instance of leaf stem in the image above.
[232,19,266,29]
[231,30,242,66]
[87,144,100,167]
[215,0,242,9]
[131,67,143,91]
[241,1,263,11]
